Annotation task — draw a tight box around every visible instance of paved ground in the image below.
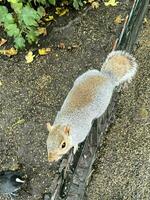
[0,1,149,200]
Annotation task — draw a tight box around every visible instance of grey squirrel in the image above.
[0,170,25,197]
[46,50,137,162]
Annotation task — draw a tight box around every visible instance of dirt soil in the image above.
[0,1,149,200]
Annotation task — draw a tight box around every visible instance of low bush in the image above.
[0,0,83,49]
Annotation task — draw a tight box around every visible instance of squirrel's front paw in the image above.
[73,145,78,154]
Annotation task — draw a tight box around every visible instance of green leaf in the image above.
[78,0,83,6]
[11,2,23,14]
[37,6,45,18]
[73,0,83,9]
[4,13,15,25]
[8,0,18,3]
[37,0,47,5]
[73,0,79,10]
[0,6,9,22]
[14,36,25,49]
[6,24,20,37]
[26,29,39,44]
[48,0,56,5]
[22,5,40,27]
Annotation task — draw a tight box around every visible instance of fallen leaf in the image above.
[37,27,47,36]
[0,38,7,46]
[104,0,119,6]
[0,81,2,86]
[114,15,124,24]
[88,0,94,3]
[91,1,100,9]
[58,42,65,49]
[12,119,25,128]
[44,15,55,21]
[25,51,35,63]
[38,48,51,55]
[55,7,69,16]
[11,163,21,171]
[67,46,72,50]
[143,18,148,23]
[67,44,79,50]
[0,47,17,56]
[83,0,87,4]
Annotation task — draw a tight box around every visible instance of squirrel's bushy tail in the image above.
[101,51,137,86]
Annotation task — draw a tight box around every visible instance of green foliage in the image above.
[73,0,83,10]
[0,3,45,49]
[48,0,56,6]
[0,0,84,49]
[0,6,25,49]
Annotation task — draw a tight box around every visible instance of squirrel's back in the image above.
[60,70,110,114]
[57,51,137,118]
[54,69,114,134]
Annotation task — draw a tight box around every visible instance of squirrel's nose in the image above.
[48,153,59,162]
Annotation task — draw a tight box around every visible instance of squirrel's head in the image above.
[46,123,72,162]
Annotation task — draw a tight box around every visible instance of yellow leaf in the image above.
[55,7,69,16]
[88,0,94,3]
[25,51,35,63]
[0,80,2,86]
[0,38,7,46]
[0,47,17,56]
[144,18,148,23]
[37,27,47,36]
[104,0,119,6]
[44,15,55,22]
[83,0,87,4]
[38,48,51,55]
[91,1,100,9]
[114,15,124,24]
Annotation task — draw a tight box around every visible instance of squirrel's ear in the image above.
[47,123,53,132]
[64,126,70,135]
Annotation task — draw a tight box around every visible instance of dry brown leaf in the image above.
[0,38,7,47]
[114,15,124,24]
[58,42,65,49]
[67,44,79,50]
[38,48,51,55]
[37,27,47,36]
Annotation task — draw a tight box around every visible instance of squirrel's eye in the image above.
[61,142,66,149]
